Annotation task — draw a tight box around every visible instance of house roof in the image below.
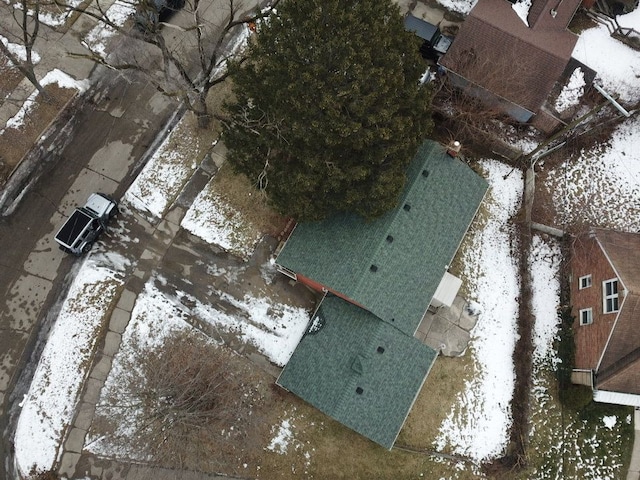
[277,295,438,449]
[439,0,580,114]
[276,140,488,337]
[592,229,640,394]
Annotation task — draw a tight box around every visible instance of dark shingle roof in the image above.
[276,140,488,336]
[439,0,580,114]
[277,296,438,449]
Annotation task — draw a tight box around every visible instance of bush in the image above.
[555,306,576,389]
[559,384,593,411]
[28,470,59,480]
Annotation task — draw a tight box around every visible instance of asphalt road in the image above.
[0,69,177,480]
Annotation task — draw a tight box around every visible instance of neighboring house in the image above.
[275,140,488,449]
[570,228,640,406]
[439,0,591,132]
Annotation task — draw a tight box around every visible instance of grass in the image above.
[513,365,633,480]
[210,163,288,238]
[0,83,75,181]
[0,54,24,104]
[399,353,475,449]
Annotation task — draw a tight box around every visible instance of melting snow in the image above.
[555,67,586,113]
[434,160,523,461]
[14,256,127,474]
[267,418,294,454]
[603,416,617,429]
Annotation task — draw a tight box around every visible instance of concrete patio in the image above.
[415,295,479,356]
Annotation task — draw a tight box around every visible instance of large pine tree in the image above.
[223,0,433,221]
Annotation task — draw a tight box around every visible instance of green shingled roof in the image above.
[276,140,488,336]
[277,296,438,450]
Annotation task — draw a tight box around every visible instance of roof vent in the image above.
[422,169,429,178]
[447,140,462,157]
[403,204,411,212]
[370,265,378,272]
[356,387,363,395]
[377,346,385,354]
[386,235,394,243]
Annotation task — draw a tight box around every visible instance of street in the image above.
[0,69,178,480]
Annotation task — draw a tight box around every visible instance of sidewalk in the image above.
[53,149,290,479]
[627,409,640,480]
[57,172,216,478]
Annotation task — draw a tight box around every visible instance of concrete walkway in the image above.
[57,203,216,478]
[627,409,640,480]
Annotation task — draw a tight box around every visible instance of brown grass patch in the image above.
[399,353,475,449]
[211,163,289,238]
[0,54,24,102]
[0,83,75,171]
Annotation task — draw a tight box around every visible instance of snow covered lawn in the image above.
[124,115,204,219]
[539,113,640,232]
[14,254,128,475]
[181,182,263,260]
[434,160,523,461]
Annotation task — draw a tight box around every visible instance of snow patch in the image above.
[603,415,617,429]
[555,68,586,113]
[435,160,523,461]
[512,0,532,26]
[14,257,127,474]
[267,418,293,454]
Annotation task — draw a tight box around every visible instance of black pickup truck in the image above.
[55,193,118,255]
[404,13,453,61]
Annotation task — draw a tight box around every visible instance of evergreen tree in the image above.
[223,0,433,221]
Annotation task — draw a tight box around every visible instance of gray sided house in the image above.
[276,140,488,449]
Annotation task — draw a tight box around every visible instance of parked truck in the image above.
[404,13,453,61]
[55,193,118,255]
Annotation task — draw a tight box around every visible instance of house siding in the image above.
[295,273,367,310]
[571,234,622,370]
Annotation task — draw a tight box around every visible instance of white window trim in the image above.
[579,308,593,326]
[603,278,620,314]
[276,265,297,281]
[579,274,592,290]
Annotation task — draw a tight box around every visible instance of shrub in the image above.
[559,384,593,411]
[555,306,576,389]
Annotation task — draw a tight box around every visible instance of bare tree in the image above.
[433,45,546,153]
[60,0,279,128]
[94,330,267,469]
[0,0,47,95]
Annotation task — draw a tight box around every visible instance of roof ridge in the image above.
[598,344,640,384]
[351,141,442,325]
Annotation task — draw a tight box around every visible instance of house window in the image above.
[603,279,620,313]
[579,308,593,326]
[579,275,592,290]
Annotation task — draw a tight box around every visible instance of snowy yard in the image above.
[14,254,129,474]
[8,0,640,479]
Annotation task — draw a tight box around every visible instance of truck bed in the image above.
[55,209,92,246]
